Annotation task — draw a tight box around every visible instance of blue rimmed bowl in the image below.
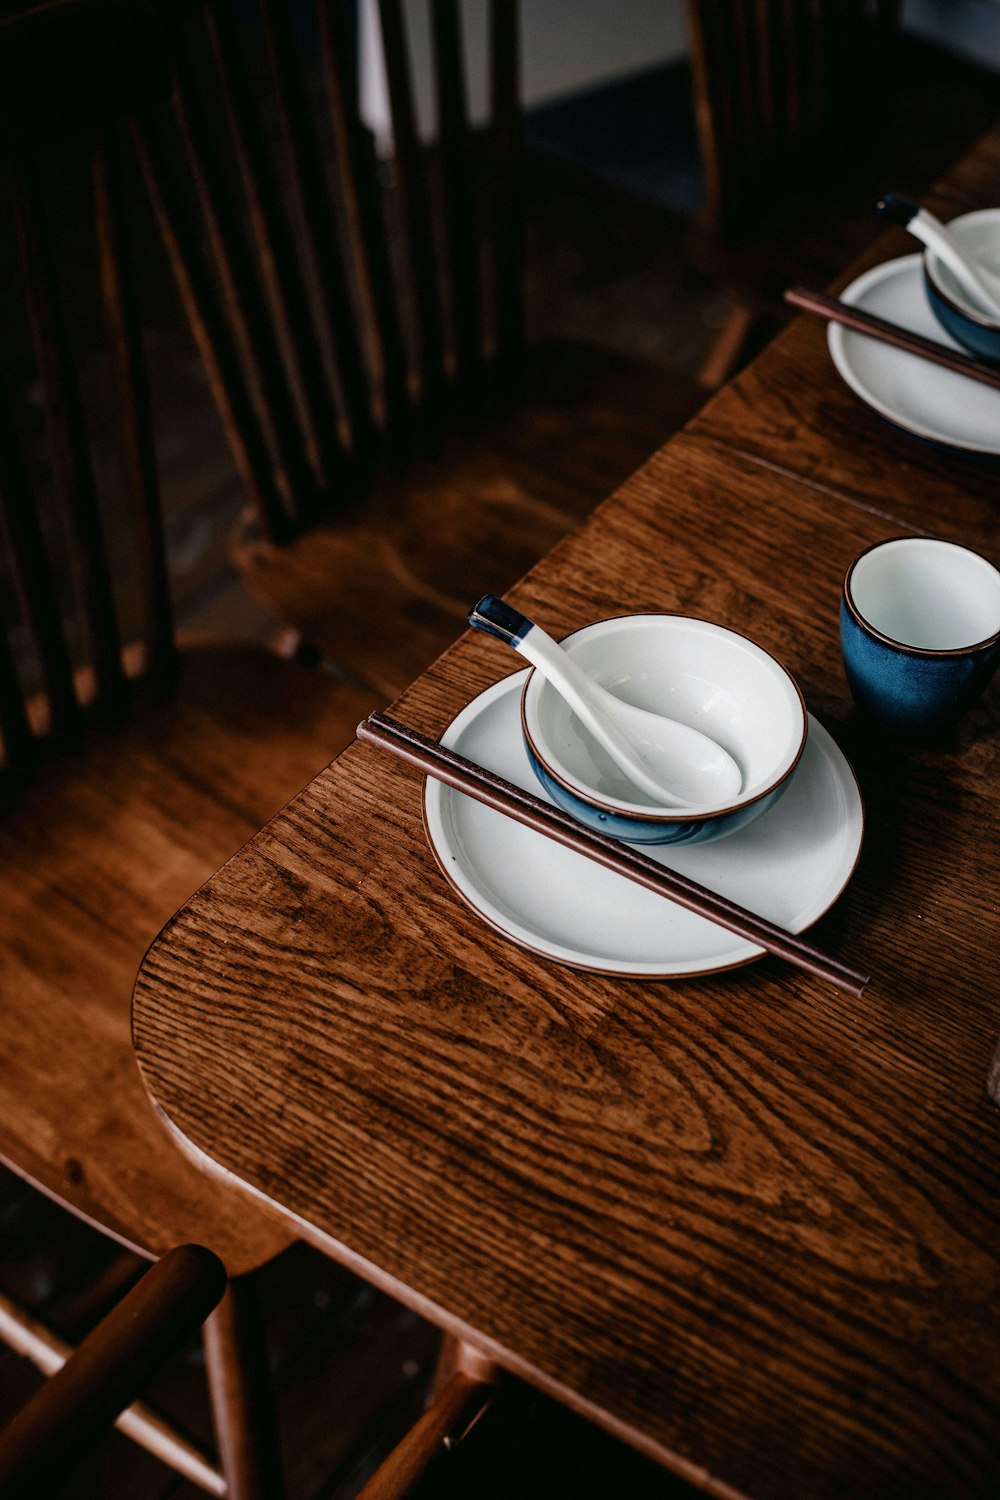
[520,614,807,846]
[923,208,1000,365]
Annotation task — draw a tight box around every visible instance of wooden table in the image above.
[133,129,1000,1499]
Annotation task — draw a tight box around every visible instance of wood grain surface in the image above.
[134,426,1000,1500]
[134,127,1000,1498]
[687,238,1000,553]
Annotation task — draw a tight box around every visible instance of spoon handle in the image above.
[468,596,690,806]
[877,192,1000,318]
[467,594,533,646]
[468,594,625,740]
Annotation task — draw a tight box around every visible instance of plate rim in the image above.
[422,671,864,980]
[827,252,1000,456]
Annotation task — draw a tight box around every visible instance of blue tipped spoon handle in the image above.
[468,595,533,647]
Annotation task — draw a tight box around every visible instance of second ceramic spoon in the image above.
[468,596,743,809]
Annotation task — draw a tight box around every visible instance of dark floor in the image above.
[3,39,999,1500]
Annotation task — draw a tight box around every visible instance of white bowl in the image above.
[521,614,807,845]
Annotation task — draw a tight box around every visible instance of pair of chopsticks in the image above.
[785,286,1000,392]
[357,711,870,999]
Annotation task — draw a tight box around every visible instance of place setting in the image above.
[357,525,1000,992]
[359,595,865,989]
[786,195,1000,454]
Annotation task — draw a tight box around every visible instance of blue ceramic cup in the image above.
[841,537,1000,739]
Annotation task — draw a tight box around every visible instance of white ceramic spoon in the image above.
[468,596,743,809]
[878,192,1000,320]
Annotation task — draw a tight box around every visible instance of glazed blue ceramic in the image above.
[841,537,1000,739]
[524,743,791,845]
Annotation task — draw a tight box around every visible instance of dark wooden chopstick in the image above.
[785,285,1000,393]
[356,710,870,998]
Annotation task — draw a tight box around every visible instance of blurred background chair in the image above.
[685,0,1000,385]
[0,2,383,1494]
[0,1246,226,1498]
[134,0,704,697]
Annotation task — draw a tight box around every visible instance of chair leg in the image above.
[696,301,759,390]
[354,1369,498,1500]
[0,1246,227,1498]
[203,1277,283,1500]
[426,1333,497,1404]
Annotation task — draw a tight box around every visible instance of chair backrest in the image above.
[686,0,902,239]
[0,0,176,775]
[132,0,523,547]
[0,0,522,772]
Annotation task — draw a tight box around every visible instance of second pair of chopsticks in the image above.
[785,285,1000,392]
[356,711,870,999]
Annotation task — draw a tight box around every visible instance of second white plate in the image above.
[828,253,1000,454]
[423,671,864,979]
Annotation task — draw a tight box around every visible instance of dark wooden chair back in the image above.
[686,0,902,239]
[132,0,523,547]
[0,0,176,773]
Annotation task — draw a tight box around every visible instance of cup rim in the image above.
[923,207,1000,333]
[843,535,1000,657]
[520,612,807,823]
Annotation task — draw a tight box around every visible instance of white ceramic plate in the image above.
[828,253,1000,454]
[423,671,864,979]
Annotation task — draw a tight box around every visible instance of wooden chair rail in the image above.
[0,11,389,1498]
[0,1245,227,1499]
[0,1282,223,1494]
[11,149,125,711]
[355,1370,497,1500]
[0,5,179,768]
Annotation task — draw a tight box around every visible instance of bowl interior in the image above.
[925,208,1000,328]
[848,538,1000,650]
[523,616,805,816]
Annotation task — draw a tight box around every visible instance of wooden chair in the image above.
[130,0,704,697]
[0,1245,226,1498]
[684,0,1000,386]
[0,3,382,1494]
[352,1354,704,1500]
